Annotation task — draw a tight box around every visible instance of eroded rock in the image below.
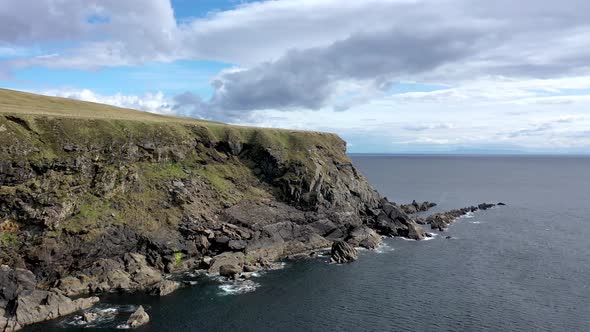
[127,306,149,328]
[330,241,358,263]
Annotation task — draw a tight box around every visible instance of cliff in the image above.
[0,89,427,331]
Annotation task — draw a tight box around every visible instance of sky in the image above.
[1,0,590,154]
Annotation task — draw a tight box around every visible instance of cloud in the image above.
[4,0,590,152]
[44,89,174,114]
[404,123,454,132]
[207,27,482,112]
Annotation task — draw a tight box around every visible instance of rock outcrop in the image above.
[330,241,358,263]
[150,280,181,297]
[0,266,99,332]
[426,204,496,231]
[345,225,381,249]
[399,200,437,214]
[127,306,149,328]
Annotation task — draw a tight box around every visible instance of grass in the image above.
[0,88,348,167]
[0,88,353,232]
[173,252,183,266]
[0,233,19,247]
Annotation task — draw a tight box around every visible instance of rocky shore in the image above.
[0,91,501,331]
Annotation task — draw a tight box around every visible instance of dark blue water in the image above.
[27,155,590,331]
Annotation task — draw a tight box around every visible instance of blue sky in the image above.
[1,0,590,154]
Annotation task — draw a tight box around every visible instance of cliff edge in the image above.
[0,89,430,330]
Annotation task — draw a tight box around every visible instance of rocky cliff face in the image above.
[0,90,462,330]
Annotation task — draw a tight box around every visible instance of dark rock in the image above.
[446,236,452,239]
[1,265,99,331]
[228,240,247,251]
[62,143,78,152]
[497,202,506,206]
[399,200,437,214]
[406,221,426,240]
[478,203,495,210]
[330,241,358,263]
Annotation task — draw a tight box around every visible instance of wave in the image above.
[423,233,438,241]
[461,212,475,219]
[375,242,394,253]
[63,304,140,329]
[218,279,260,295]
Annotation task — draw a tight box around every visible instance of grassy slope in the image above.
[0,88,347,163]
[0,89,349,234]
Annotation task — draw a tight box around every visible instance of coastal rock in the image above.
[478,203,495,210]
[83,312,98,323]
[425,203,498,230]
[127,306,149,328]
[208,252,244,275]
[219,264,241,278]
[0,266,99,331]
[0,94,505,331]
[55,275,90,296]
[150,280,181,297]
[399,200,437,214]
[345,225,381,249]
[405,221,426,240]
[330,241,358,263]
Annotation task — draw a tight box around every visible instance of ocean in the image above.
[25,155,590,331]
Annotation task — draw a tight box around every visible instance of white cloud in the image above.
[3,0,590,152]
[43,89,174,115]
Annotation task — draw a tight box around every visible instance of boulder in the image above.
[56,275,90,296]
[346,225,381,249]
[150,280,181,297]
[228,239,247,251]
[83,312,98,323]
[6,289,99,330]
[405,222,426,240]
[208,252,245,274]
[478,203,495,210]
[127,306,149,328]
[330,241,358,263]
[219,264,241,278]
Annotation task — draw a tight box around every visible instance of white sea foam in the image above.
[423,233,438,241]
[64,305,127,328]
[469,220,482,224]
[460,211,475,219]
[218,280,260,295]
[266,261,287,271]
[375,242,394,253]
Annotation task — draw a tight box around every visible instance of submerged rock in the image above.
[127,306,149,328]
[330,241,358,263]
